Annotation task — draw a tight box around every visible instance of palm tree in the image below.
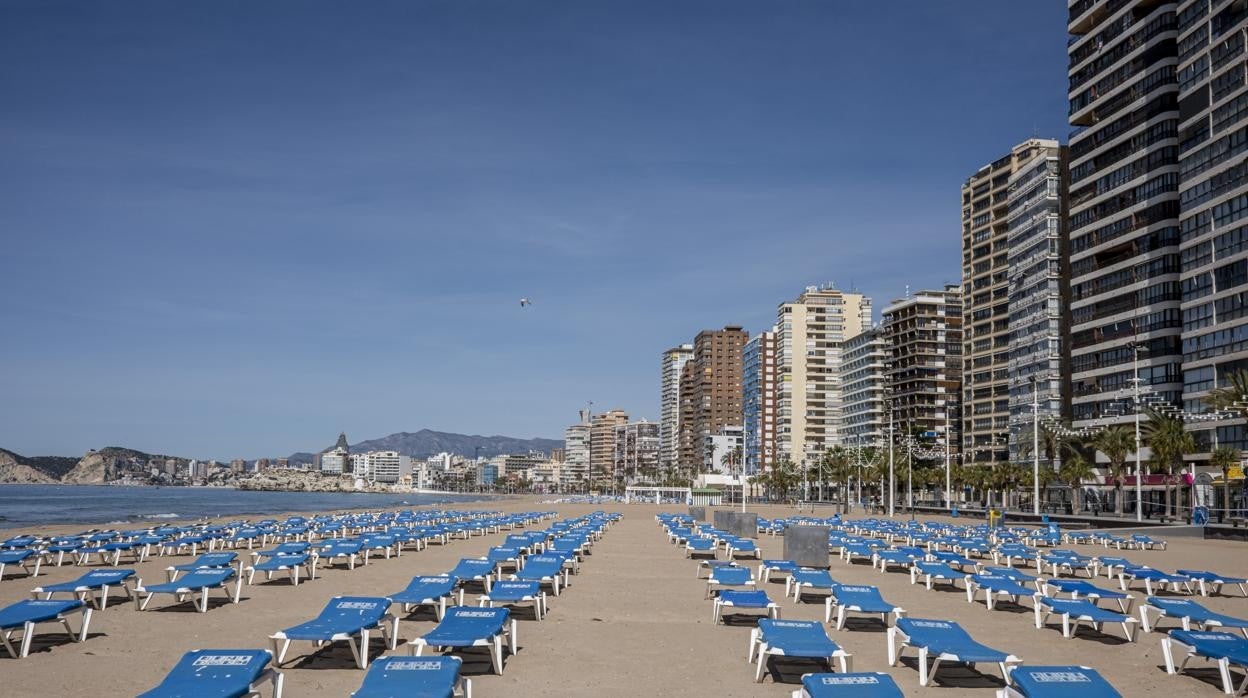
[1210,446,1242,522]
[1143,409,1196,517]
[1207,369,1248,415]
[1018,423,1071,470]
[1091,425,1134,516]
[1059,454,1095,514]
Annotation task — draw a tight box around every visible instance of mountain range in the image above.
[287,429,564,464]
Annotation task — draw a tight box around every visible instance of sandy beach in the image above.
[4,499,1248,696]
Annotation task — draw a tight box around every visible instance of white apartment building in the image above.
[776,286,872,463]
[660,344,694,469]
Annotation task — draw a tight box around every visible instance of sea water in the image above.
[0,484,492,529]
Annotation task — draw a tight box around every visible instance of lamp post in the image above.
[1031,375,1040,516]
[1128,342,1144,522]
[945,399,954,511]
[888,402,896,518]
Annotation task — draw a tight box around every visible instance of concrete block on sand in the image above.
[784,524,830,568]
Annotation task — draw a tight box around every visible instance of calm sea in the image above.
[0,484,493,530]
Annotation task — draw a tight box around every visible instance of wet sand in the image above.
[3,500,1247,696]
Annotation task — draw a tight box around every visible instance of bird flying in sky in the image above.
[519,298,532,307]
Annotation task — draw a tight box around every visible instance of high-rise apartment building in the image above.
[589,408,629,486]
[883,287,963,454]
[1175,1,1248,453]
[961,139,1068,463]
[775,287,872,464]
[660,344,694,470]
[742,330,778,474]
[842,326,889,447]
[613,420,661,484]
[1067,1,1184,428]
[1007,142,1072,459]
[562,412,591,489]
[677,326,748,473]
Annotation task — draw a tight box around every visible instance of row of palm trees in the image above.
[743,368,1248,519]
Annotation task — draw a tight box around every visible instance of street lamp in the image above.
[945,398,955,511]
[1031,375,1040,516]
[1128,341,1145,523]
[888,401,896,518]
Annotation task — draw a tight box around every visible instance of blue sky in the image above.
[0,1,1070,459]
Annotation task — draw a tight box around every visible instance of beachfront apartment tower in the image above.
[660,344,694,471]
[677,326,748,475]
[614,420,661,484]
[589,408,629,489]
[775,286,872,466]
[742,330,778,474]
[562,413,591,490]
[842,326,890,448]
[1007,142,1073,461]
[1175,1,1248,456]
[883,287,963,458]
[961,139,1067,464]
[1067,0,1184,429]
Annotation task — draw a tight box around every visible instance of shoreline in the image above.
[0,484,506,532]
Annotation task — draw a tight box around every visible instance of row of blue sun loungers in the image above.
[0,508,540,580]
[18,509,622,696]
[658,513,1141,697]
[0,509,556,663]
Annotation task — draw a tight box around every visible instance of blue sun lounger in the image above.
[825,584,905,629]
[788,569,836,602]
[1179,570,1248,597]
[0,599,92,658]
[790,672,904,698]
[966,573,1042,611]
[759,559,800,583]
[1034,597,1139,641]
[697,559,738,579]
[982,566,1039,585]
[1041,578,1134,612]
[271,596,396,669]
[138,648,283,698]
[0,549,42,580]
[408,606,516,675]
[30,568,136,610]
[996,665,1122,698]
[135,568,241,612]
[166,552,239,582]
[1163,630,1248,696]
[910,561,965,590]
[887,618,1022,687]
[728,539,761,560]
[480,580,546,621]
[1141,596,1248,638]
[391,575,463,621]
[713,590,779,624]
[246,553,315,586]
[317,540,367,570]
[706,566,756,599]
[750,618,852,683]
[447,559,495,593]
[1118,565,1193,595]
[514,555,567,596]
[351,655,469,698]
[685,537,717,558]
